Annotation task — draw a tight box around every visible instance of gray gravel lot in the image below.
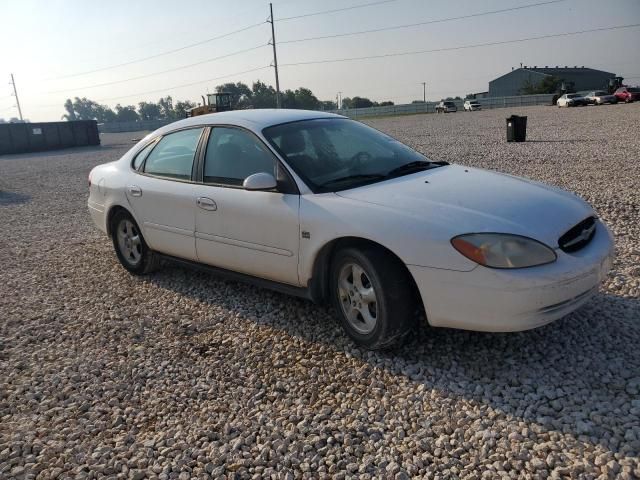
[1,104,639,479]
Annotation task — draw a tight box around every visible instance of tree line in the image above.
[56,81,395,123]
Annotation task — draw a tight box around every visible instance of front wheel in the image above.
[330,247,415,350]
[111,210,159,275]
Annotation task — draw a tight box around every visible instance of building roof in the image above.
[491,67,616,83]
[523,66,616,77]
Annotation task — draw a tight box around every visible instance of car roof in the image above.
[152,109,345,136]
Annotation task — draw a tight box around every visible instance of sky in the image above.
[1,0,639,121]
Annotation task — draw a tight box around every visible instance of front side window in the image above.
[263,118,443,193]
[143,128,204,180]
[203,127,275,186]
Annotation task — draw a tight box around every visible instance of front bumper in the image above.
[408,220,615,332]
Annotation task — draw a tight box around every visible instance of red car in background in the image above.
[614,87,640,103]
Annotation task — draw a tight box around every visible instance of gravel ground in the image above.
[1,104,639,479]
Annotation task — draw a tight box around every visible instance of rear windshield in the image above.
[444,102,455,106]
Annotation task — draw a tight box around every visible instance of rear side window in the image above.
[203,127,275,186]
[143,128,204,180]
[132,141,157,170]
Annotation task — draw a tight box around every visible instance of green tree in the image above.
[294,88,319,109]
[216,82,252,109]
[62,97,115,122]
[174,100,196,118]
[251,81,277,108]
[137,101,161,121]
[350,96,374,108]
[114,104,139,122]
[157,96,176,119]
[62,99,77,121]
[521,75,561,95]
[282,89,298,109]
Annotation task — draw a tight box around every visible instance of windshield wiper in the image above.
[319,173,387,189]
[385,160,448,178]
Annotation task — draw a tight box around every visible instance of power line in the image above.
[276,0,394,21]
[41,21,267,81]
[94,65,271,103]
[280,0,566,44]
[281,24,640,67]
[44,44,269,94]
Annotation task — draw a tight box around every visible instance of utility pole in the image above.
[268,3,281,108]
[9,74,23,121]
[422,82,426,103]
[338,91,342,109]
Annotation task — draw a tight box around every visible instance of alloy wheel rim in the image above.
[117,219,142,266]
[337,262,378,335]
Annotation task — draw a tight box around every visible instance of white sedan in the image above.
[88,109,614,349]
[557,93,587,107]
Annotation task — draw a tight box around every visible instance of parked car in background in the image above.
[614,86,640,103]
[88,109,614,350]
[463,100,481,111]
[436,101,457,113]
[557,93,588,107]
[584,91,618,105]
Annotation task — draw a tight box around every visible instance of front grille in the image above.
[558,216,596,253]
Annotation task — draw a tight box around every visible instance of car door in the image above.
[192,126,301,285]
[125,127,204,261]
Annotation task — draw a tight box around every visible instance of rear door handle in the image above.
[127,185,142,197]
[197,197,217,211]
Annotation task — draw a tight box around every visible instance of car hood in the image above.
[335,165,594,248]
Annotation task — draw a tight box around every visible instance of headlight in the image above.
[451,233,557,269]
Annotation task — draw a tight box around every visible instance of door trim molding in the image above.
[195,231,293,257]
[145,222,194,237]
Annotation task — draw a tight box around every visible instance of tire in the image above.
[330,246,415,350]
[111,210,160,275]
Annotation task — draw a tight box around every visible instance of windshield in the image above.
[567,94,579,98]
[628,88,640,93]
[263,118,443,193]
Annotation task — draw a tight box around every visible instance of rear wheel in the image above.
[330,247,414,350]
[111,210,159,275]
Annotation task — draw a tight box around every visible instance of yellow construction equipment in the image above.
[186,92,232,118]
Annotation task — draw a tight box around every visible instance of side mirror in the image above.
[243,172,277,191]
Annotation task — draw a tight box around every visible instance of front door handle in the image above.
[197,197,217,211]
[128,185,142,197]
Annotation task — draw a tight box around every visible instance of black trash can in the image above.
[506,115,527,142]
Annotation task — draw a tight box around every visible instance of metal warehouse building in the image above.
[488,66,616,97]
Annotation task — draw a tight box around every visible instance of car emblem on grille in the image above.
[563,223,596,248]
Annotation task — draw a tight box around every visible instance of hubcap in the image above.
[117,219,142,265]
[337,262,378,334]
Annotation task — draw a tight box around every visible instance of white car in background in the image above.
[557,93,588,107]
[584,91,618,105]
[463,100,482,111]
[88,109,614,349]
